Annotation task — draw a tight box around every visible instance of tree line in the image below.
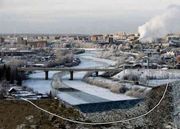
[0,64,24,85]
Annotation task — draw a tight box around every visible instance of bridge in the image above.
[18,67,121,80]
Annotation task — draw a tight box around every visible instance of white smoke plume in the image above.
[138,5,180,42]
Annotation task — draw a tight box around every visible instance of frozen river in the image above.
[23,51,113,94]
[23,50,136,105]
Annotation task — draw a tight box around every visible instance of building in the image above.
[91,35,98,42]
[108,36,114,44]
[0,37,4,43]
[90,35,104,42]
[17,37,27,45]
[167,35,180,41]
[127,34,139,42]
[169,40,180,47]
[176,55,180,63]
[113,32,127,40]
[75,36,90,42]
[17,37,25,44]
[27,40,47,48]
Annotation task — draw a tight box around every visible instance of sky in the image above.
[0,0,180,34]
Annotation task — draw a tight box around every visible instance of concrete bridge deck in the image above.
[18,67,120,72]
[18,67,122,80]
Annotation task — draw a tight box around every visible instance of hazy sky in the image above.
[0,0,180,34]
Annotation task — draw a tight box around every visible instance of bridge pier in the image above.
[70,71,74,80]
[95,71,98,77]
[45,71,49,80]
[18,71,23,86]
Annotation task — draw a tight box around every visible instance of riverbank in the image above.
[61,81,179,128]
[82,76,151,98]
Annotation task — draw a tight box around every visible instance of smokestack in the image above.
[138,5,180,42]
